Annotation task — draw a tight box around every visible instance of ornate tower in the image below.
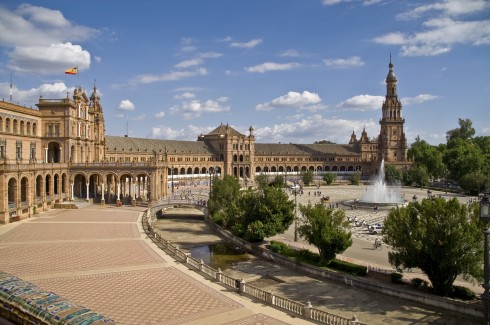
[89,84,105,162]
[379,59,408,163]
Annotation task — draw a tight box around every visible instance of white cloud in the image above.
[374,1,490,56]
[199,52,222,59]
[336,95,384,111]
[253,115,379,144]
[230,38,263,48]
[256,91,322,111]
[170,97,230,119]
[9,42,91,74]
[0,4,97,74]
[174,92,196,99]
[132,68,208,84]
[154,111,165,118]
[322,0,383,6]
[324,56,365,68]
[0,82,75,107]
[114,113,125,119]
[118,99,135,111]
[245,62,300,73]
[401,94,438,105]
[279,49,301,57]
[174,58,203,68]
[151,124,212,140]
[396,0,488,20]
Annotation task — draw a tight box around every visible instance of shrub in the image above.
[269,241,295,257]
[296,249,322,266]
[390,272,403,283]
[411,277,429,289]
[329,259,368,276]
[449,285,476,301]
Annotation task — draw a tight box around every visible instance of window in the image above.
[30,142,36,160]
[0,139,5,158]
[16,141,22,160]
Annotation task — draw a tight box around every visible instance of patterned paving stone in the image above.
[0,240,165,277]
[31,210,139,223]
[33,267,243,325]
[0,222,140,243]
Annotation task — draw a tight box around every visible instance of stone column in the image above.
[70,182,74,200]
[101,182,105,207]
[85,183,89,201]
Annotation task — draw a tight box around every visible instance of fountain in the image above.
[359,159,404,206]
[344,160,405,209]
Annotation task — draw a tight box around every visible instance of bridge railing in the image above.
[142,208,366,325]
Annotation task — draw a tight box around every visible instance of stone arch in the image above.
[340,166,346,172]
[53,173,60,198]
[187,167,192,174]
[194,167,200,174]
[20,120,25,135]
[233,154,238,162]
[8,177,17,209]
[271,166,277,172]
[5,117,11,132]
[348,166,354,171]
[45,174,51,199]
[35,175,43,199]
[180,167,185,175]
[301,166,307,172]
[256,166,262,173]
[309,166,315,171]
[239,154,244,162]
[47,141,62,163]
[20,177,28,205]
[73,173,88,199]
[32,122,37,136]
[324,166,330,171]
[332,166,338,171]
[12,119,18,133]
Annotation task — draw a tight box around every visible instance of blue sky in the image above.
[0,0,489,145]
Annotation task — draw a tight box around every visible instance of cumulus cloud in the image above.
[154,111,165,118]
[253,115,379,144]
[336,95,384,111]
[132,114,146,121]
[230,38,263,48]
[324,56,365,68]
[0,4,97,74]
[170,97,230,119]
[117,99,135,111]
[373,1,490,56]
[9,42,91,74]
[256,91,322,111]
[151,124,213,140]
[245,62,300,73]
[174,58,203,68]
[0,82,74,107]
[401,94,438,105]
[396,0,487,20]
[132,68,208,84]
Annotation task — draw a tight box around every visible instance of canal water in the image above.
[152,206,253,270]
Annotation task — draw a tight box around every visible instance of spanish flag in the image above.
[65,67,78,75]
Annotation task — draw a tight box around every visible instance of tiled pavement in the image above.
[0,206,310,325]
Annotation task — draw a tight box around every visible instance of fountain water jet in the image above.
[359,159,404,205]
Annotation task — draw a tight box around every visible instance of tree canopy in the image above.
[298,202,352,263]
[323,173,336,185]
[383,198,482,296]
[301,170,314,186]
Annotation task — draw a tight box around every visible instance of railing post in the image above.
[350,315,360,324]
[239,279,245,294]
[305,300,312,320]
[216,268,222,283]
[185,253,191,264]
[199,259,204,272]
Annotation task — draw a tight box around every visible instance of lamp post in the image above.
[480,194,490,325]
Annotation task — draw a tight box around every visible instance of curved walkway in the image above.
[0,205,310,325]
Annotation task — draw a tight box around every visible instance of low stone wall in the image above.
[144,206,365,325]
[208,221,483,322]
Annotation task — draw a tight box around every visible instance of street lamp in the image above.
[480,194,490,325]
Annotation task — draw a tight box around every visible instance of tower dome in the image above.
[386,59,397,82]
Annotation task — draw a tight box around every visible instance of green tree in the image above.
[349,172,361,185]
[301,170,314,186]
[384,164,402,184]
[232,186,295,242]
[323,173,336,185]
[408,165,429,187]
[446,118,475,142]
[383,198,482,296]
[271,175,285,188]
[408,137,445,178]
[255,174,269,190]
[208,175,241,227]
[459,171,488,195]
[298,203,352,263]
[314,140,335,144]
[443,138,484,181]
